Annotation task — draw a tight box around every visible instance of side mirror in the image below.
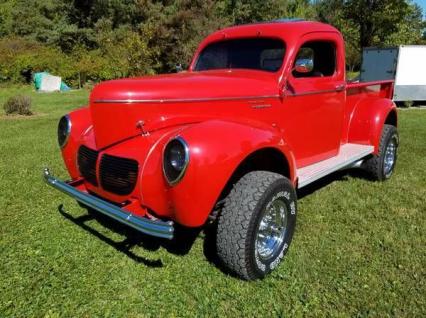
[294,58,314,74]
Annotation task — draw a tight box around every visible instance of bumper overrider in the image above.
[43,168,174,239]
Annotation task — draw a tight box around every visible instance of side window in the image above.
[293,41,336,78]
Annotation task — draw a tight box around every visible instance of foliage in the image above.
[343,0,411,48]
[147,0,232,70]
[0,0,424,85]
[0,37,74,83]
[382,2,425,45]
[3,94,32,115]
[0,86,425,316]
[316,0,425,71]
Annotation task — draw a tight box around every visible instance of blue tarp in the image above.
[33,72,70,91]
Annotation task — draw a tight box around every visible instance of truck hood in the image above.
[89,70,278,149]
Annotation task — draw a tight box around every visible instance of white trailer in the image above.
[360,46,426,102]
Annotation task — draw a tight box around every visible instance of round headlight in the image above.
[163,137,189,185]
[58,115,71,149]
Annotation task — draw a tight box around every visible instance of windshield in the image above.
[194,38,285,73]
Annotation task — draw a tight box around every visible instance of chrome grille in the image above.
[99,154,139,195]
[77,146,99,186]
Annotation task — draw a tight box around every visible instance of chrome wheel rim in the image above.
[255,198,288,261]
[384,138,397,177]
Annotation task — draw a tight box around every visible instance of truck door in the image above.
[281,32,346,168]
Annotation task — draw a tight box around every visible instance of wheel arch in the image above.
[165,120,296,227]
[385,108,398,127]
[214,147,293,215]
[231,146,292,180]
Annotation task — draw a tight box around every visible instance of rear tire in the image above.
[362,124,399,181]
[216,171,297,280]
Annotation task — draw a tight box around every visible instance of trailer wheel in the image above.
[362,124,399,181]
[216,171,297,280]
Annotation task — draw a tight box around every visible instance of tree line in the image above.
[0,0,424,87]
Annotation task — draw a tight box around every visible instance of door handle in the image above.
[335,84,346,92]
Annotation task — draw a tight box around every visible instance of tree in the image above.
[316,0,361,71]
[316,0,425,71]
[0,0,16,37]
[137,0,233,72]
[8,0,72,44]
[382,2,425,45]
[0,0,424,83]
[342,0,422,49]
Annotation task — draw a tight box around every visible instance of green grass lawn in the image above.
[1,86,425,317]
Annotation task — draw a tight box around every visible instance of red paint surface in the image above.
[59,21,396,227]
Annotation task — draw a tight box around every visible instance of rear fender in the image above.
[149,120,296,227]
[348,98,397,154]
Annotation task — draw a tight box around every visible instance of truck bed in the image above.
[346,79,394,99]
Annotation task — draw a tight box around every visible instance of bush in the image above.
[0,37,75,85]
[3,95,33,115]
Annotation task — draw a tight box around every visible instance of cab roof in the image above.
[202,20,339,45]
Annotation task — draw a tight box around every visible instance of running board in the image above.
[297,143,374,188]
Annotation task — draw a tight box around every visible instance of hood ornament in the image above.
[136,120,149,136]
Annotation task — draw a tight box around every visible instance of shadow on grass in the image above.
[58,168,372,274]
[58,204,201,267]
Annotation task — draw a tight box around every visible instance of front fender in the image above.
[155,120,295,227]
[348,98,397,154]
[61,107,93,178]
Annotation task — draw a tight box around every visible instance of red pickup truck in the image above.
[45,20,398,280]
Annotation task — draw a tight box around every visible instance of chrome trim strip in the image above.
[93,95,280,104]
[43,168,174,239]
[162,136,190,186]
[251,104,272,109]
[289,88,344,97]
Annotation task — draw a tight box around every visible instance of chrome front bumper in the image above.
[43,168,174,239]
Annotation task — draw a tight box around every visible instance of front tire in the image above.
[216,171,297,280]
[362,124,399,181]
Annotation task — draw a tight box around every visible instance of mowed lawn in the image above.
[0,85,425,317]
